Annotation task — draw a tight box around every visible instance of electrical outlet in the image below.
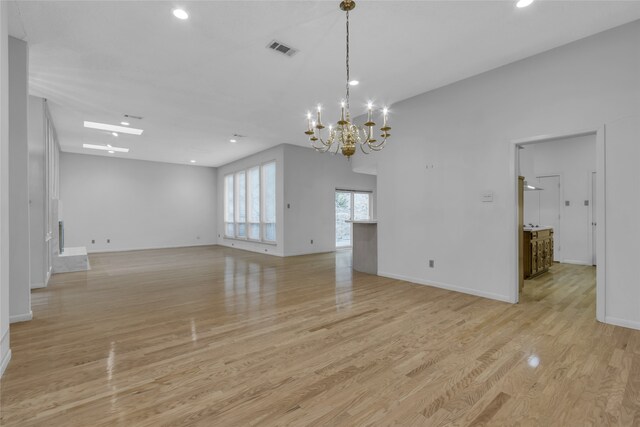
[429,259,435,268]
[91,239,95,244]
[287,203,291,209]
[565,201,570,206]
[196,236,200,240]
[310,239,313,244]
[107,239,110,243]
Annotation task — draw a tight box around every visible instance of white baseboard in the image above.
[604,316,640,331]
[87,242,217,254]
[377,271,514,303]
[0,349,11,378]
[10,311,33,323]
[561,259,592,266]
[31,282,46,289]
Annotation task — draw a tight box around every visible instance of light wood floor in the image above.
[1,247,639,426]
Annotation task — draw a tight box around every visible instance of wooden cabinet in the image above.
[523,228,554,279]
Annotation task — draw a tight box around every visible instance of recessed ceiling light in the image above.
[108,150,115,154]
[173,8,189,20]
[190,160,196,163]
[230,139,237,143]
[83,144,129,153]
[120,121,130,126]
[84,121,143,135]
[516,0,534,8]
[349,80,359,86]
[112,132,118,137]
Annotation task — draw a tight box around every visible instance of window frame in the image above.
[223,160,277,245]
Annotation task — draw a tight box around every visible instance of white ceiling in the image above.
[8,1,640,167]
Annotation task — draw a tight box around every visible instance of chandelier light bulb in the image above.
[367,101,373,110]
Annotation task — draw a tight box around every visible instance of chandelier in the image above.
[304,0,390,158]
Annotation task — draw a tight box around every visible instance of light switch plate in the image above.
[481,191,494,202]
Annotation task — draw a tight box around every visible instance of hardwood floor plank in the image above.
[1,247,638,426]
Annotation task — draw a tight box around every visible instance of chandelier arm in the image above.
[315,132,332,147]
[359,142,370,155]
[311,140,332,152]
[313,138,331,148]
[367,139,388,151]
[367,134,389,149]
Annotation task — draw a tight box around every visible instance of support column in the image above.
[8,36,31,323]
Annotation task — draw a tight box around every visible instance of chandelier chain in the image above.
[345,9,350,112]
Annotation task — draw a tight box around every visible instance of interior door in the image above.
[538,175,561,262]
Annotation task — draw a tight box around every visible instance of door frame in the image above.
[511,126,605,323]
[589,170,597,266]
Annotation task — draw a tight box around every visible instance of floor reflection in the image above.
[224,255,276,316]
[335,249,353,312]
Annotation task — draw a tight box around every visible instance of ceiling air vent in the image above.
[267,40,297,57]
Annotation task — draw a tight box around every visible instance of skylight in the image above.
[84,121,144,135]
[83,144,129,153]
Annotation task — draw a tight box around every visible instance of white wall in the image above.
[520,134,596,265]
[28,96,46,288]
[283,144,376,256]
[60,153,217,252]
[8,36,31,323]
[368,21,640,328]
[0,0,12,377]
[216,145,285,256]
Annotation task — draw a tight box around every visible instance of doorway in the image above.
[335,190,371,248]
[513,128,605,322]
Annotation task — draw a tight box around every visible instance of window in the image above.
[224,175,234,237]
[247,167,260,240]
[224,161,277,243]
[235,171,246,238]
[263,162,276,242]
[335,190,371,247]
